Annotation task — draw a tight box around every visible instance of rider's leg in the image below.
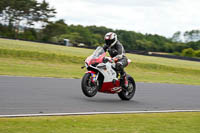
[116,57,128,88]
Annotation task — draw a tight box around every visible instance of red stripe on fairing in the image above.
[85,52,106,66]
[86,71,96,74]
[99,80,120,94]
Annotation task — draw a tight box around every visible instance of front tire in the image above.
[118,75,136,100]
[81,73,98,97]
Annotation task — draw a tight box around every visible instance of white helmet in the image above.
[104,32,117,47]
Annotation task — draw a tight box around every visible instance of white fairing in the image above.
[96,62,118,82]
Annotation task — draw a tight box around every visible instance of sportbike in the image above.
[81,46,136,100]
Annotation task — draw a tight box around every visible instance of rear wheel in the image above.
[81,73,98,97]
[118,75,136,100]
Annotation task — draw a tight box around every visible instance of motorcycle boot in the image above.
[120,73,128,89]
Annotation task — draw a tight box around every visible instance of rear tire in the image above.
[81,73,98,97]
[118,75,136,100]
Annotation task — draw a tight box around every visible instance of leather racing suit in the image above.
[103,41,128,81]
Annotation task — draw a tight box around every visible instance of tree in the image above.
[171,31,182,42]
[41,19,68,42]
[32,0,56,27]
[195,50,200,57]
[184,30,200,43]
[87,25,113,35]
[0,0,7,15]
[135,40,154,51]
[186,41,200,50]
[182,48,195,57]
[192,30,200,42]
[55,32,83,45]
[164,43,175,52]
[19,28,37,41]
[0,0,56,38]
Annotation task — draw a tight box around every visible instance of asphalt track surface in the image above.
[0,76,200,115]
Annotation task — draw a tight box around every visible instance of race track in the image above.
[0,76,200,115]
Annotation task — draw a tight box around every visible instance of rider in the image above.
[103,32,128,88]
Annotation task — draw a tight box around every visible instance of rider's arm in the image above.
[114,43,125,59]
[103,44,108,52]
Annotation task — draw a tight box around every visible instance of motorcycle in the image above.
[81,46,136,100]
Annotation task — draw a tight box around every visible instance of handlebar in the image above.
[103,57,118,63]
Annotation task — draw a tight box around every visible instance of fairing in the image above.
[84,46,131,94]
[99,80,121,94]
[85,47,106,66]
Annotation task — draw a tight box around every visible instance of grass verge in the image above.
[0,38,200,85]
[0,112,200,133]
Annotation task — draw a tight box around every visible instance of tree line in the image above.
[0,0,200,58]
[172,30,200,43]
[0,0,56,39]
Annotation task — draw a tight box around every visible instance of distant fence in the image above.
[1,37,200,62]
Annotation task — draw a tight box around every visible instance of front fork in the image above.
[86,71,99,84]
[91,73,99,84]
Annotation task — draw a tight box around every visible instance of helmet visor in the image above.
[105,39,115,46]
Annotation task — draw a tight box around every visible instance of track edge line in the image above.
[1,110,200,118]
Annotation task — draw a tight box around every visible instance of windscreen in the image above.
[91,46,105,58]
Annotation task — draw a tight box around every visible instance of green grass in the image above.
[0,39,200,133]
[0,38,200,85]
[0,112,200,133]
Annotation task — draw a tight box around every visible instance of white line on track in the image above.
[0,75,76,80]
[0,110,200,118]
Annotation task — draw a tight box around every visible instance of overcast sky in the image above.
[41,0,200,37]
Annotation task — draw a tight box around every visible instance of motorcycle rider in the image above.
[103,32,128,88]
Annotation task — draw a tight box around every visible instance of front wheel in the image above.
[118,75,136,100]
[81,73,98,97]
